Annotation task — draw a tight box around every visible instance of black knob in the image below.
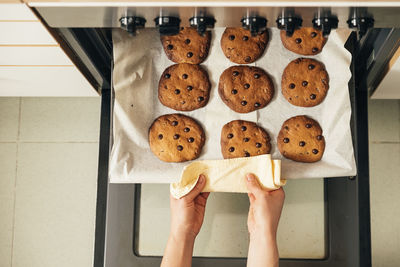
[276,16,302,37]
[155,16,181,36]
[119,16,146,36]
[241,16,267,36]
[189,16,216,36]
[312,16,338,37]
[347,16,374,38]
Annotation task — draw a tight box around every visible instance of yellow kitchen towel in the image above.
[170,154,286,199]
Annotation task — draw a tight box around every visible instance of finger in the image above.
[245,173,264,197]
[271,187,285,200]
[195,192,210,207]
[201,192,210,200]
[247,192,255,204]
[184,174,206,201]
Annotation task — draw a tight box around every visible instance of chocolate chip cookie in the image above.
[218,66,274,113]
[159,63,211,111]
[149,114,205,162]
[161,27,211,64]
[220,27,268,64]
[281,58,329,107]
[280,27,327,55]
[277,115,325,163]
[221,120,271,159]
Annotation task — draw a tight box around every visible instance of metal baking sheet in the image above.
[110,27,356,183]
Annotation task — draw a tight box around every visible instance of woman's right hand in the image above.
[246,173,285,238]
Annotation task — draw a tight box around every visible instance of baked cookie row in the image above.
[161,27,327,64]
[149,114,325,164]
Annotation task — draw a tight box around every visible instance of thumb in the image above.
[245,173,263,197]
[184,174,206,201]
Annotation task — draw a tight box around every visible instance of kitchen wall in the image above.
[0,97,399,267]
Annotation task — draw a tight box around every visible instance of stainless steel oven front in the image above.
[31,3,400,267]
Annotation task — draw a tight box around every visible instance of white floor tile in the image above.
[12,143,98,267]
[368,100,400,142]
[19,98,100,142]
[0,143,17,267]
[370,143,400,267]
[0,98,19,142]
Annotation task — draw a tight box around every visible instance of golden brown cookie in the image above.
[158,63,211,111]
[220,27,268,64]
[221,120,271,159]
[218,66,274,113]
[161,27,211,64]
[280,27,327,55]
[277,115,325,163]
[149,114,205,162]
[281,58,329,107]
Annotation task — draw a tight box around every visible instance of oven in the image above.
[30,3,400,267]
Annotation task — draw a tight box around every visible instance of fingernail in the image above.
[246,174,253,181]
[199,175,204,183]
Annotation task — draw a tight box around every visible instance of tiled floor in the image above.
[0,97,100,267]
[368,99,400,267]
[0,97,399,267]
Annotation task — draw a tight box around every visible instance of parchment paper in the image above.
[110,27,357,183]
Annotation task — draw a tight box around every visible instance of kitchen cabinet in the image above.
[0,3,97,96]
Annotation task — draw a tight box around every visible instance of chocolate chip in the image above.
[243,137,250,142]
[177,145,183,151]
[317,135,323,140]
[173,134,180,140]
[299,141,306,147]
[284,126,289,130]
[182,74,188,79]
[229,35,235,40]
[167,44,173,50]
[188,137,194,143]
[187,52,193,58]
[158,134,163,140]
[302,81,308,86]
[227,133,233,139]
[254,102,260,108]
[233,71,239,76]
[312,47,319,53]
[241,126,247,131]
[295,38,302,44]
[241,101,247,106]
[289,83,295,89]
[174,89,180,94]
[171,121,178,126]
[186,85,193,91]
[283,138,289,143]
[229,147,235,152]
[312,149,319,154]
[184,127,190,132]
[198,96,204,102]
[231,89,238,94]
[256,143,262,148]
[164,73,171,79]
[311,32,317,38]
[310,94,316,100]
[308,64,315,70]
[254,73,260,79]
[243,36,249,41]
[245,56,251,62]
[244,83,250,89]
[244,152,250,157]
[305,123,312,128]
[185,39,191,44]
